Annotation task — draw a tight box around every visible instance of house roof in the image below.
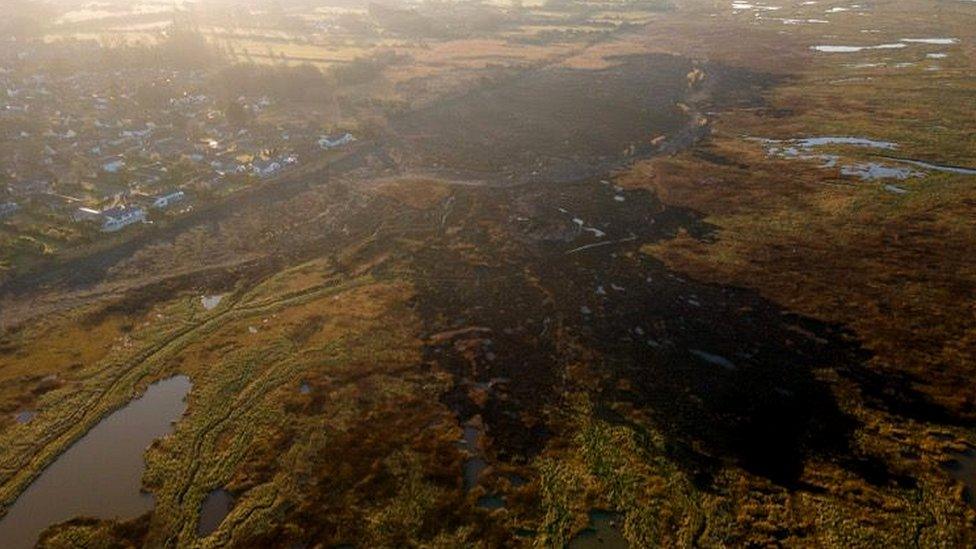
[102,205,142,218]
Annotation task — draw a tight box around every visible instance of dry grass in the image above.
[373,177,452,210]
[4,1,976,545]
[623,0,976,419]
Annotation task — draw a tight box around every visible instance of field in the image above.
[628,0,976,447]
[1,0,976,546]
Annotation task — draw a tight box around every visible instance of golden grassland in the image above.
[0,295,205,518]
[402,0,976,543]
[530,341,975,547]
[7,257,452,546]
[3,1,976,546]
[606,1,976,541]
[0,309,130,424]
[3,182,514,544]
[4,163,976,547]
[373,177,453,210]
[623,0,976,414]
[0,215,94,278]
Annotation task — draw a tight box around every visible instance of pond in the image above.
[569,510,629,548]
[197,488,235,537]
[0,375,191,549]
[944,449,976,508]
[840,163,923,181]
[889,158,976,176]
[476,495,505,510]
[459,422,487,491]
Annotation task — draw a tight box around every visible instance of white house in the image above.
[152,190,185,209]
[318,133,356,150]
[100,206,146,232]
[0,202,19,219]
[252,159,282,178]
[102,156,125,173]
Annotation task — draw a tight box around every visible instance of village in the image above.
[0,0,673,277]
[0,40,355,272]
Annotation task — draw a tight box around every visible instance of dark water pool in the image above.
[569,510,629,549]
[197,488,235,537]
[944,448,976,507]
[0,375,191,549]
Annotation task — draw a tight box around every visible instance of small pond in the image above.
[944,449,976,508]
[197,488,235,537]
[569,510,629,549]
[0,375,191,549]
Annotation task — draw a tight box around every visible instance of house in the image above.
[102,156,125,173]
[252,159,282,178]
[318,133,356,150]
[121,128,152,140]
[100,206,146,232]
[152,190,185,209]
[0,202,18,219]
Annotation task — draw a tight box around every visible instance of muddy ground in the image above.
[408,178,913,489]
